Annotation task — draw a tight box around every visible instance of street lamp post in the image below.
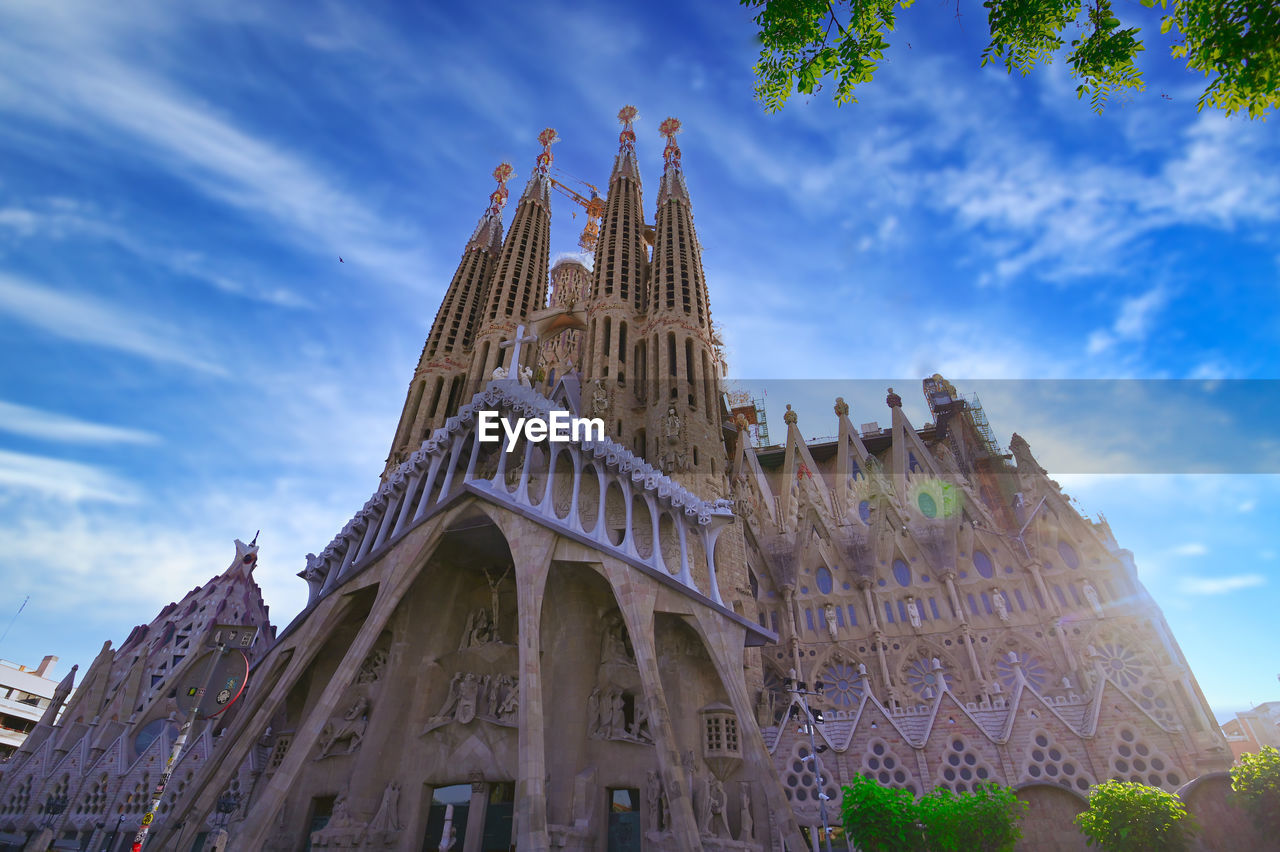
[103,812,127,852]
[784,673,834,852]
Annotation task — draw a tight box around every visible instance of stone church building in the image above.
[0,539,275,851]
[4,108,1231,852]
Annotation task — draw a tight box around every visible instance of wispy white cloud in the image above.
[1178,573,1266,595]
[0,273,226,375]
[1087,285,1170,355]
[0,201,312,310]
[0,450,138,503]
[1170,542,1209,557]
[0,401,158,445]
[0,7,429,291]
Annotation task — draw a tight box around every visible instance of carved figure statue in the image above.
[496,676,519,720]
[357,648,388,684]
[318,696,369,757]
[328,792,357,829]
[368,781,402,832]
[433,672,466,722]
[491,366,508,381]
[519,365,534,387]
[738,784,754,841]
[630,696,653,743]
[592,379,609,415]
[993,590,1010,623]
[601,611,634,664]
[459,607,494,649]
[607,689,625,738]
[696,772,713,835]
[709,777,731,837]
[645,770,662,833]
[906,597,922,629]
[455,673,480,724]
[1083,581,1103,616]
[596,688,618,738]
[823,603,838,640]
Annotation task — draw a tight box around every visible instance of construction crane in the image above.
[549,170,607,253]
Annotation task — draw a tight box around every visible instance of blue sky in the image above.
[0,1,1276,719]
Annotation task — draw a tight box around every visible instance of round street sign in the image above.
[176,650,249,719]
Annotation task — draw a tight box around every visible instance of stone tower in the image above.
[155,118,806,852]
[136,110,1229,852]
[0,540,275,851]
[383,165,511,474]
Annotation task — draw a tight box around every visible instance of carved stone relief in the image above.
[316,696,370,759]
[421,672,519,734]
[586,686,652,744]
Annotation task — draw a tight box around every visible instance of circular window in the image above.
[918,492,937,518]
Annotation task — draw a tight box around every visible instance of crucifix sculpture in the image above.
[498,324,538,377]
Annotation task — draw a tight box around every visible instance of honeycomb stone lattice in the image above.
[1024,730,1093,792]
[1109,725,1184,789]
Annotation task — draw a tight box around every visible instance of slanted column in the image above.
[605,564,701,852]
[510,521,556,852]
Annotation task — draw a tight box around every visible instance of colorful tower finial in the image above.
[485,162,515,219]
[536,127,559,176]
[658,117,682,168]
[618,105,639,154]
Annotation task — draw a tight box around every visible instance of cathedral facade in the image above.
[0,540,275,851]
[60,108,1228,851]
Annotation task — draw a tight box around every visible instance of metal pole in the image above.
[104,813,126,852]
[799,692,835,852]
[131,638,227,852]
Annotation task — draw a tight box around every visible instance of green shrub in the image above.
[840,774,927,852]
[1231,746,1280,836]
[918,782,1027,852]
[1075,780,1197,851]
[841,777,1026,852]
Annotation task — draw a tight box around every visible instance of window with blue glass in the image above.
[816,566,834,595]
[973,550,994,580]
[892,559,911,587]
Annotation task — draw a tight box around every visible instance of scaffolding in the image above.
[962,392,1003,458]
[726,388,771,448]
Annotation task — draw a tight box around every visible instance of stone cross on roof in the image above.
[498,324,538,374]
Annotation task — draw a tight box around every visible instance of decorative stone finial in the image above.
[834,397,849,417]
[535,128,559,176]
[486,162,514,218]
[658,117,682,168]
[886,387,903,408]
[783,404,797,425]
[618,105,639,154]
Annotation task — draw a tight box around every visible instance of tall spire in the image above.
[644,117,724,489]
[470,130,557,381]
[590,106,648,312]
[657,116,690,206]
[651,117,707,325]
[612,103,641,182]
[427,162,513,360]
[383,164,513,474]
[467,161,513,253]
